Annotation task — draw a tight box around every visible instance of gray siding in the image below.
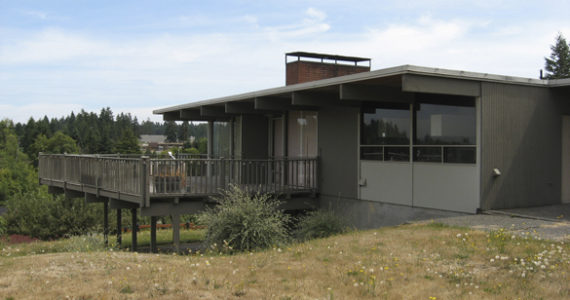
[481,82,561,209]
[240,115,269,159]
[318,106,359,201]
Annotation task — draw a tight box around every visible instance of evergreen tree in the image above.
[165,121,178,142]
[544,33,570,79]
[113,128,140,154]
[179,121,189,142]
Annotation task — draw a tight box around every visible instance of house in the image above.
[38,51,570,251]
[153,51,570,228]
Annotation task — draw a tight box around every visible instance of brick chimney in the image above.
[285,52,371,85]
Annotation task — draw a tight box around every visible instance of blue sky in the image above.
[1,0,570,123]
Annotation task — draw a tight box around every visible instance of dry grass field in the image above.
[0,223,568,299]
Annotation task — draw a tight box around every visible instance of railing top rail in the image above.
[39,153,318,162]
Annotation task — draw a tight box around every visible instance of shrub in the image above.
[4,189,100,240]
[0,216,6,237]
[295,209,348,241]
[199,185,290,252]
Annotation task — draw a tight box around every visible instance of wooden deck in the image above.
[39,154,319,207]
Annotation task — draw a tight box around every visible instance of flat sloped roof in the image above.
[154,64,568,114]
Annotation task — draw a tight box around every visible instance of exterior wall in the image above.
[240,115,269,159]
[320,196,465,229]
[317,106,359,202]
[286,61,369,85]
[360,161,412,206]
[562,116,570,203]
[480,83,562,209]
[413,163,479,212]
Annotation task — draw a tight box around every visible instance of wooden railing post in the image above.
[141,156,150,207]
[220,158,226,189]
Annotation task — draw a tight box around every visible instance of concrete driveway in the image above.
[426,204,570,241]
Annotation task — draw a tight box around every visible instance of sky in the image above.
[1,0,570,124]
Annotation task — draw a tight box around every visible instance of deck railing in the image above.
[39,154,318,206]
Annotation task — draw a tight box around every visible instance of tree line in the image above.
[0,107,208,239]
[12,107,207,165]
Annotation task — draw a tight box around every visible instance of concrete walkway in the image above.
[425,204,570,241]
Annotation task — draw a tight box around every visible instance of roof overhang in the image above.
[154,65,565,121]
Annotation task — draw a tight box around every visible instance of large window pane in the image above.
[415,100,475,145]
[213,121,230,158]
[360,105,410,161]
[413,95,476,164]
[288,111,318,157]
[361,106,410,145]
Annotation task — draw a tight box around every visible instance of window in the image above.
[213,121,231,158]
[288,111,318,157]
[360,104,410,161]
[414,94,476,163]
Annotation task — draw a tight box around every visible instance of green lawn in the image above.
[0,228,205,257]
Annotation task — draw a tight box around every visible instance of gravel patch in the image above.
[424,214,570,241]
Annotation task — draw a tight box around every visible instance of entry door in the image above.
[563,116,570,203]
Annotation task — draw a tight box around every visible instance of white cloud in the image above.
[22,10,49,20]
[1,12,569,123]
[305,7,326,22]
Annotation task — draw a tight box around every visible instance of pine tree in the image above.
[544,33,570,79]
[164,121,178,142]
[178,121,189,142]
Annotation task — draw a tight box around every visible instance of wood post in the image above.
[150,216,158,253]
[172,214,180,253]
[103,199,109,247]
[131,208,137,252]
[116,209,122,246]
[207,121,213,177]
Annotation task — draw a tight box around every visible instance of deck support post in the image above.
[116,209,122,246]
[172,214,180,253]
[131,208,138,252]
[150,216,158,253]
[103,199,109,247]
[207,120,214,176]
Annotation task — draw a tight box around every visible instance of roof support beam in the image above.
[254,97,292,110]
[340,84,413,103]
[177,109,215,122]
[200,106,229,118]
[291,91,341,107]
[163,111,180,121]
[180,109,201,119]
[225,102,277,114]
[402,74,480,97]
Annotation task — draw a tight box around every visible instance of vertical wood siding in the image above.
[481,82,561,209]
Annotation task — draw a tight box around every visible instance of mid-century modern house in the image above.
[39,52,570,251]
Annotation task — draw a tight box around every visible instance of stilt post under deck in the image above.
[131,208,138,252]
[172,214,180,253]
[116,209,122,246]
[103,199,109,247]
[207,120,214,177]
[150,216,158,253]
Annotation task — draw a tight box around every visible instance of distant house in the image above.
[139,134,183,152]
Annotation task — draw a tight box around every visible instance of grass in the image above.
[0,223,568,299]
[0,228,206,257]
